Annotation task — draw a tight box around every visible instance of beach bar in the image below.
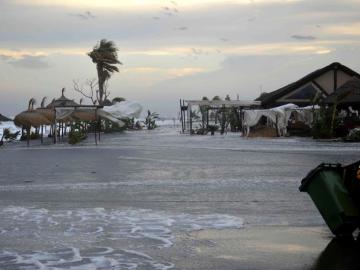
[179,99,261,134]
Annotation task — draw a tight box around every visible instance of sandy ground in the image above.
[162,226,330,270]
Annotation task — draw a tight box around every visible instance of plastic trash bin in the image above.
[344,160,360,210]
[299,163,360,237]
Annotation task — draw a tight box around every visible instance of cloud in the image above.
[174,27,188,31]
[324,23,360,36]
[291,35,316,41]
[69,11,96,20]
[0,55,12,61]
[1,55,51,69]
[13,0,305,10]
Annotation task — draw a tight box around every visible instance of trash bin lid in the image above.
[299,163,342,192]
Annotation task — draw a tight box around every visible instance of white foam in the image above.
[0,206,244,269]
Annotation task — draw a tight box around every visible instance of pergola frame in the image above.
[179,99,261,134]
[53,104,103,145]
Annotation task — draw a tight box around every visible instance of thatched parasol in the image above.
[36,97,55,123]
[47,88,79,108]
[14,98,52,127]
[71,109,97,122]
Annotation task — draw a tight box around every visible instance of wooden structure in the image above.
[179,99,261,134]
[256,62,360,108]
[53,104,103,145]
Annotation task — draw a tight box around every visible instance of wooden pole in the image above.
[95,109,98,145]
[41,125,43,144]
[54,109,57,144]
[26,127,30,147]
[221,105,225,135]
[179,99,184,133]
[188,103,192,135]
[206,109,209,129]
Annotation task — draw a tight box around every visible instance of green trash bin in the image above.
[299,163,360,237]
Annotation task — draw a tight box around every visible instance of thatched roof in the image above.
[14,110,52,127]
[71,109,97,122]
[0,114,12,122]
[47,88,79,108]
[323,78,360,105]
[36,108,55,122]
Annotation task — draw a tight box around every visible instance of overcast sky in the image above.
[1,0,360,117]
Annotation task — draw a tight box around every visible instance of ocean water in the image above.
[0,127,359,269]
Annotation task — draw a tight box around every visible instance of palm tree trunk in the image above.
[97,64,104,105]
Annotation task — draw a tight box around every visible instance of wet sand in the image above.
[163,226,330,270]
[161,226,360,270]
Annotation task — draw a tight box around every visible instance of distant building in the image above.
[256,62,360,108]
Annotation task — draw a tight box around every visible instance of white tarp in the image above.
[243,104,299,136]
[243,104,298,136]
[285,105,319,128]
[54,101,143,127]
[99,101,142,119]
[97,101,142,127]
[243,104,321,137]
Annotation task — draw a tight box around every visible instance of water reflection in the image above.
[311,238,360,270]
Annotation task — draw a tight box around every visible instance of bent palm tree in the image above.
[88,39,122,105]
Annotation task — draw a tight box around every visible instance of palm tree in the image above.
[88,39,122,105]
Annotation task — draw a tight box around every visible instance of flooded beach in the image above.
[0,128,359,269]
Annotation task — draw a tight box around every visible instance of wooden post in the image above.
[98,120,101,142]
[41,125,43,144]
[54,111,57,144]
[206,109,209,129]
[179,99,184,133]
[221,105,225,135]
[61,123,64,139]
[26,127,30,147]
[188,103,192,134]
[95,109,98,145]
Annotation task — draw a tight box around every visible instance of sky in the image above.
[1,0,360,117]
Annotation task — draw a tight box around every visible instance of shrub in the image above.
[68,122,87,144]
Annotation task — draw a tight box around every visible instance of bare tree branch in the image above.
[73,79,98,105]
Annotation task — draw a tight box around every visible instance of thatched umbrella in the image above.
[35,97,56,143]
[14,98,51,146]
[14,98,52,127]
[46,88,81,140]
[47,88,79,108]
[36,97,55,122]
[71,109,97,122]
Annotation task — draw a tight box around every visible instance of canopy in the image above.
[243,104,319,136]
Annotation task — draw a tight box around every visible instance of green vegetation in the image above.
[145,110,159,130]
[207,124,219,135]
[88,39,122,105]
[112,97,126,104]
[312,105,338,139]
[68,122,87,144]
